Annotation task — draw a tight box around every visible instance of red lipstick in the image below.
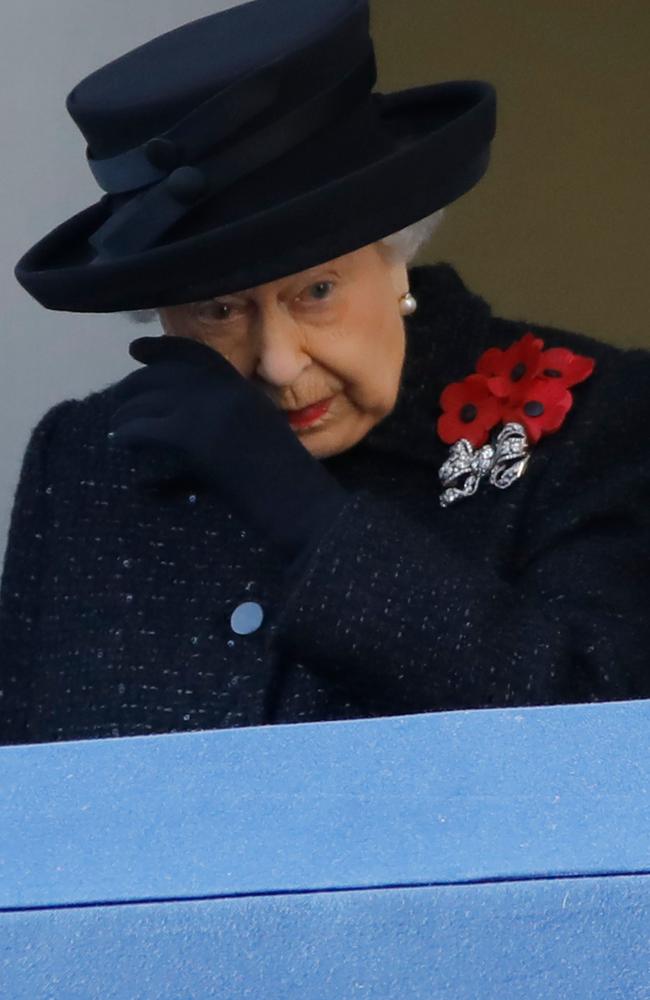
[286,396,334,429]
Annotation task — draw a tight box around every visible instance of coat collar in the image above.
[356,262,496,469]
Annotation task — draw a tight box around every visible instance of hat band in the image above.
[86,7,373,197]
[86,70,283,195]
[89,50,377,261]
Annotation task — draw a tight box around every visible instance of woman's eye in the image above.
[195,301,238,322]
[304,281,335,303]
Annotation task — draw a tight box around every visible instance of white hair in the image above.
[377,207,446,266]
[123,207,446,324]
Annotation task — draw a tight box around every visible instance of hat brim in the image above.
[15,80,496,313]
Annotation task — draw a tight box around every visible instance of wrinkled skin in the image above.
[158,242,410,459]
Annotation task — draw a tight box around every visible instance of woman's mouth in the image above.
[286,396,335,429]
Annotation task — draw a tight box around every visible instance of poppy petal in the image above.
[459,423,490,449]
[544,397,574,434]
[437,412,464,444]
[439,380,469,411]
[566,355,596,386]
[486,375,511,398]
[476,347,506,377]
[480,395,504,425]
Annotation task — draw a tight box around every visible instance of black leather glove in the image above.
[108,335,349,563]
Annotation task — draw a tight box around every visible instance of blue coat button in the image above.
[230,601,264,635]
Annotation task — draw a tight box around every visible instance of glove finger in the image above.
[129,335,229,373]
[131,336,255,400]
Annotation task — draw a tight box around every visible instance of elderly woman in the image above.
[2,0,649,746]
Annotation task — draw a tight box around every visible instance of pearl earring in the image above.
[399,291,418,316]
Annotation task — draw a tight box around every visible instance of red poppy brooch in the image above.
[437,331,596,507]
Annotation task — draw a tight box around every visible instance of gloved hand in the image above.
[107,335,349,564]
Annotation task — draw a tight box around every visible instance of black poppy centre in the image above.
[460,403,478,423]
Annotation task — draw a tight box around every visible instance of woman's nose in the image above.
[253,307,311,387]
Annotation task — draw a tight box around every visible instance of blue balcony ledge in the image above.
[1,696,649,911]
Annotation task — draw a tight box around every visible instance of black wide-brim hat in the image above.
[15,0,497,313]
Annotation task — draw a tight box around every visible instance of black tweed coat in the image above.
[1,263,649,746]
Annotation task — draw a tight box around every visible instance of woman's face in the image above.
[157,242,409,459]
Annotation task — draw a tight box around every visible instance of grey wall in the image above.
[1,1,248,567]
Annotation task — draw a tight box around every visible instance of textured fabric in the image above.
[1,263,649,746]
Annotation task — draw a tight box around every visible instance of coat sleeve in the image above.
[0,400,78,744]
[264,447,650,716]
